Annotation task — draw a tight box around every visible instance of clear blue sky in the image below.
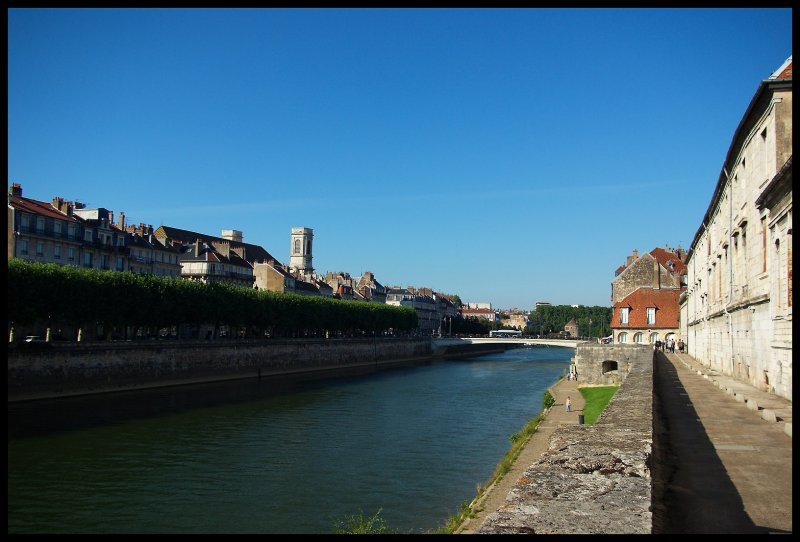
[8,8,793,310]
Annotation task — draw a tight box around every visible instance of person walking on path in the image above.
[565,395,571,412]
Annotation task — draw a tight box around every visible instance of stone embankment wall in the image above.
[573,344,652,386]
[7,338,431,401]
[478,344,654,534]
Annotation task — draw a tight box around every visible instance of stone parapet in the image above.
[478,346,653,534]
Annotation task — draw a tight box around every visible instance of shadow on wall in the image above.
[602,359,620,385]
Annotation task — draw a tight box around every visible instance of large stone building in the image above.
[154,225,280,287]
[680,55,792,401]
[610,247,687,345]
[8,184,130,272]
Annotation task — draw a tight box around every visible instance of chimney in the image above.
[653,258,660,289]
[9,183,22,197]
[195,239,202,258]
[51,196,64,210]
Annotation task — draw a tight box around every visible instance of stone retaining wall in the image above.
[478,344,654,534]
[7,338,431,401]
[573,343,652,385]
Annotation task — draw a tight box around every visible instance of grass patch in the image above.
[578,386,618,424]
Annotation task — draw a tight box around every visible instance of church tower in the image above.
[289,227,314,277]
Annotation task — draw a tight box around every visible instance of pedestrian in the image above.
[565,396,571,412]
[678,339,685,353]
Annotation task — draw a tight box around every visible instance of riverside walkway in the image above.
[459,349,792,534]
[654,350,792,534]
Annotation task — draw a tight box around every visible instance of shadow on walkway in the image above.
[652,351,784,533]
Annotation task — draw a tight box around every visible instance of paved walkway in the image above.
[654,351,792,534]
[456,376,585,534]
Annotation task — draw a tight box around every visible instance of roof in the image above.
[180,241,252,268]
[9,195,80,223]
[461,307,496,314]
[649,248,687,276]
[612,287,681,329]
[156,225,278,265]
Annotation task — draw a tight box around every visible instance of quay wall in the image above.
[7,338,431,401]
[479,344,655,534]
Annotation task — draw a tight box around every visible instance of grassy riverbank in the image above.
[579,385,619,424]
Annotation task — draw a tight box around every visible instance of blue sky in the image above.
[8,8,793,310]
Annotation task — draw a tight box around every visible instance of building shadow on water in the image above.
[8,373,333,439]
[651,352,778,534]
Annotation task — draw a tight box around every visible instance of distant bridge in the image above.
[432,337,584,352]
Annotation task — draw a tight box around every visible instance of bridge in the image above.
[432,337,584,354]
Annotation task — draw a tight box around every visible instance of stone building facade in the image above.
[680,56,792,401]
[611,247,686,345]
[8,184,129,272]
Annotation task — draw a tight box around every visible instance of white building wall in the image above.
[683,83,791,401]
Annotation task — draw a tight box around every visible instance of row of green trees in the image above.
[7,260,418,338]
[527,305,612,338]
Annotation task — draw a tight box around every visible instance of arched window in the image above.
[294,239,301,254]
[649,332,659,344]
[633,332,643,344]
[618,332,628,343]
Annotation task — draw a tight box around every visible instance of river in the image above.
[7,345,573,534]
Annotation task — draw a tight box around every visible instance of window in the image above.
[85,230,93,242]
[55,221,62,235]
[68,224,76,239]
[68,247,75,261]
[633,332,643,344]
[646,307,656,325]
[37,217,45,232]
[117,256,124,271]
[761,216,768,273]
[54,245,61,259]
[36,241,44,256]
[294,239,301,254]
[618,332,628,344]
[20,239,28,255]
[620,307,629,325]
[100,254,108,269]
[21,214,30,228]
[649,332,659,344]
[83,253,93,268]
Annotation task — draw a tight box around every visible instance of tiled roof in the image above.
[9,195,80,222]
[611,287,681,329]
[461,307,496,314]
[157,225,278,265]
[649,248,687,276]
[180,242,252,268]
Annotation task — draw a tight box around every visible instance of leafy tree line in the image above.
[7,260,418,339]
[526,305,612,338]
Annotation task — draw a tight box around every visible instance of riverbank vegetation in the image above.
[435,385,560,534]
[7,260,417,340]
[578,385,619,424]
[527,304,613,339]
